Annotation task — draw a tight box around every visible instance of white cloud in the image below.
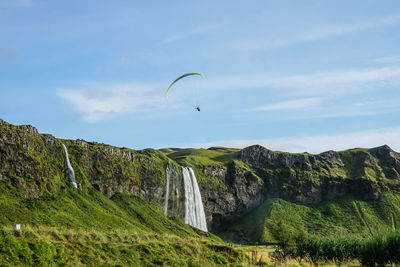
[203,67,400,96]
[58,83,166,122]
[245,98,400,121]
[235,14,400,51]
[294,99,400,120]
[59,66,400,122]
[236,67,400,119]
[268,67,400,90]
[58,75,212,122]
[247,97,323,112]
[191,127,400,154]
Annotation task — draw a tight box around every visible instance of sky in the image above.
[1,0,400,153]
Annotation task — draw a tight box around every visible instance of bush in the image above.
[272,228,400,266]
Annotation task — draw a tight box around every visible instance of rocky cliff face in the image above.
[65,139,169,203]
[239,144,400,205]
[0,119,171,205]
[198,161,264,231]
[0,119,64,198]
[1,119,400,233]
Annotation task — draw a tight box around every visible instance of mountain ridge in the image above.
[1,118,400,239]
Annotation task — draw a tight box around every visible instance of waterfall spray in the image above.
[164,165,171,216]
[62,144,78,188]
[182,166,207,232]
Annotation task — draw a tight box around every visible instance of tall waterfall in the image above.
[164,165,171,216]
[182,167,207,232]
[62,144,78,188]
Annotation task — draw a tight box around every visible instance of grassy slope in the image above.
[165,147,240,167]
[219,194,400,244]
[164,147,240,191]
[0,184,248,266]
[0,226,247,266]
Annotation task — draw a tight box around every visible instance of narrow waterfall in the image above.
[62,144,78,188]
[182,167,207,232]
[164,165,171,216]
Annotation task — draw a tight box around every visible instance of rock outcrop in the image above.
[239,144,400,205]
[199,161,264,231]
[0,119,170,205]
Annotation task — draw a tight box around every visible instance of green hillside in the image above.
[0,184,248,266]
[165,147,240,167]
[219,193,400,244]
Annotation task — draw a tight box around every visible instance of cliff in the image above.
[0,119,175,202]
[0,119,251,265]
[1,119,400,237]
[239,144,400,204]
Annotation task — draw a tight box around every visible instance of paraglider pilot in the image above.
[166,73,205,113]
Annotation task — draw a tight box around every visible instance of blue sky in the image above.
[1,0,400,153]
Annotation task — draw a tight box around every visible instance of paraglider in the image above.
[165,72,205,100]
[195,106,200,112]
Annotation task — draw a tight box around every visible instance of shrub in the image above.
[272,229,400,265]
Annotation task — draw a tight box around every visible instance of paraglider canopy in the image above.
[165,72,205,100]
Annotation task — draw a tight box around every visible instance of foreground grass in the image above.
[245,225,400,266]
[0,186,249,266]
[0,225,249,266]
[236,245,360,266]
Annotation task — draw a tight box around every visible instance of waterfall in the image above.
[62,144,78,188]
[182,166,207,232]
[164,165,171,216]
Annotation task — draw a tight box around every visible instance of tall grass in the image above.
[0,187,249,266]
[271,224,400,266]
[0,225,249,266]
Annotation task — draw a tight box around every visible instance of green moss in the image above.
[195,170,228,192]
[339,149,386,181]
[233,160,264,186]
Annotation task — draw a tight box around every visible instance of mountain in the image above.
[0,119,248,266]
[1,118,400,247]
[165,144,400,235]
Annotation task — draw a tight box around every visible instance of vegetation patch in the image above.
[220,193,400,244]
[0,184,248,266]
